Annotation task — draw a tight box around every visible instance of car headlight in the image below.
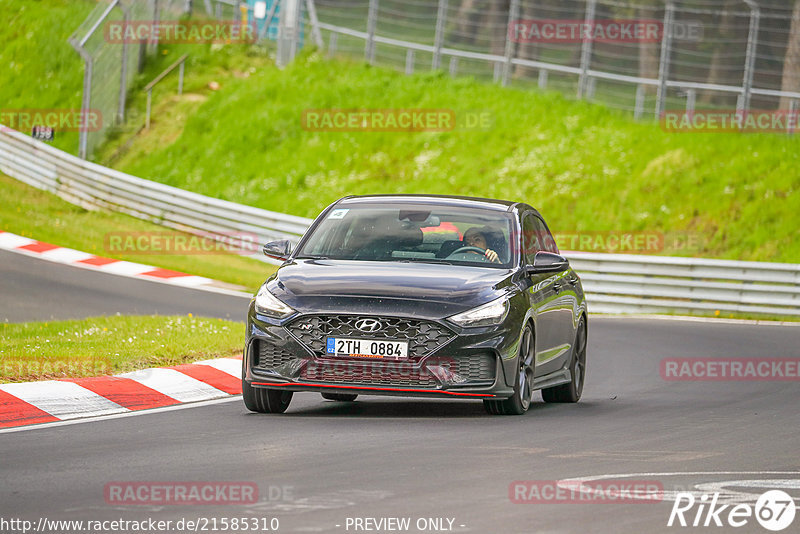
[447,297,510,327]
[254,285,295,318]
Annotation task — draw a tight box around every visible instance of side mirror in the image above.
[263,239,293,261]
[526,251,569,274]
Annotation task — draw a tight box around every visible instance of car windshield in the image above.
[295,204,515,268]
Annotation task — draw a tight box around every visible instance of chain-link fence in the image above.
[69,0,188,159]
[312,0,800,123]
[70,0,800,159]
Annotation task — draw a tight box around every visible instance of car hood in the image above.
[268,259,515,316]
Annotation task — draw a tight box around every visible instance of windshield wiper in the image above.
[396,258,453,265]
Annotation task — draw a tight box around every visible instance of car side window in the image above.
[533,216,559,254]
[522,214,539,265]
[522,213,559,263]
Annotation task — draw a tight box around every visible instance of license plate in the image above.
[326,337,408,359]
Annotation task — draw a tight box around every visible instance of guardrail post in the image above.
[365,0,379,64]
[432,0,447,70]
[634,84,645,119]
[449,56,458,77]
[405,49,415,75]
[577,0,596,99]
[538,69,548,89]
[178,61,185,95]
[655,1,675,118]
[788,99,798,134]
[739,0,760,114]
[502,0,521,87]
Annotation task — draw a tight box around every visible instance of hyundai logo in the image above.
[355,318,383,333]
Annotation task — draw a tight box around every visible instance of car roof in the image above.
[335,194,541,217]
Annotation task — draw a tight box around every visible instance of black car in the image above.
[242,195,587,415]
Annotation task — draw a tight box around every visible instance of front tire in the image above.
[542,316,586,403]
[484,325,534,416]
[321,393,358,402]
[243,379,293,413]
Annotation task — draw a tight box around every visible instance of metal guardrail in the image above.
[0,127,311,257]
[1,126,799,316]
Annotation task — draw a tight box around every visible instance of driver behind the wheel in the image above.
[463,227,501,263]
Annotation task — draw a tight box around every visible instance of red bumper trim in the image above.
[251,381,496,397]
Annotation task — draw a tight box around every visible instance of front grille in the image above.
[286,315,455,359]
[301,360,438,388]
[254,340,296,372]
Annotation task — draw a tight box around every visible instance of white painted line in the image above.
[0,233,35,249]
[156,275,213,287]
[194,358,241,378]
[118,368,228,403]
[39,247,95,263]
[0,381,128,419]
[99,260,154,276]
[0,396,242,435]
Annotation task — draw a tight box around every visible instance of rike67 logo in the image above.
[668,490,796,531]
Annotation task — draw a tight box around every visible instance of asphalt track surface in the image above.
[2,251,799,533]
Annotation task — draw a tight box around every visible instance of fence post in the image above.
[739,0,760,114]
[538,69,547,89]
[328,32,337,58]
[634,84,645,119]
[502,0,521,87]
[655,1,675,118]
[405,49,415,75]
[290,0,302,59]
[449,56,458,77]
[78,55,93,160]
[432,0,447,69]
[577,0,597,99]
[305,0,324,49]
[365,0,379,64]
[146,89,153,129]
[118,3,131,124]
[685,88,696,113]
[178,61,185,95]
[151,0,160,54]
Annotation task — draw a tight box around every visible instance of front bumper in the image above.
[243,307,518,400]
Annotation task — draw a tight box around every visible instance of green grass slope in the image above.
[0,0,95,153]
[109,53,800,263]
